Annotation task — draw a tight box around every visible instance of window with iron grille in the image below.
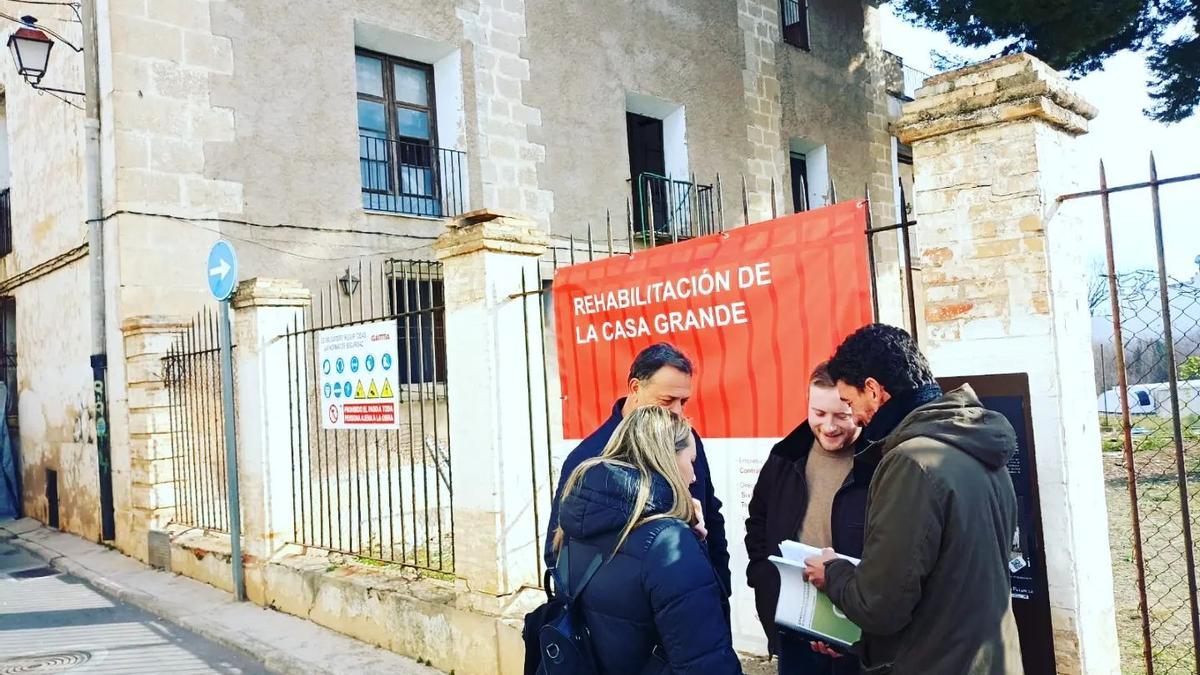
[357,49,458,217]
[780,0,810,51]
[387,264,447,384]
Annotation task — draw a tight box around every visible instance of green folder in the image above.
[769,541,862,648]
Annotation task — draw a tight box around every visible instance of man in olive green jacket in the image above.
[805,324,1023,675]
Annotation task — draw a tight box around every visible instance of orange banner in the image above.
[553,200,873,439]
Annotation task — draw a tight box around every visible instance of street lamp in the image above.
[338,268,360,296]
[5,15,83,96]
[7,18,52,84]
[7,17,51,84]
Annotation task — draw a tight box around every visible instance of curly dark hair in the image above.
[827,324,935,394]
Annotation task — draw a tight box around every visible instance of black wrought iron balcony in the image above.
[631,172,718,242]
[359,135,467,218]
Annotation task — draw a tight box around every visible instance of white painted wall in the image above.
[662,106,689,182]
[433,51,466,152]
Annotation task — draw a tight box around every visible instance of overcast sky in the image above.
[880,7,1200,280]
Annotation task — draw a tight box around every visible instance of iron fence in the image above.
[866,178,920,340]
[360,135,468,219]
[283,260,452,573]
[164,310,235,533]
[1067,157,1200,674]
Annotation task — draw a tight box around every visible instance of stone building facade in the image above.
[0,0,904,548]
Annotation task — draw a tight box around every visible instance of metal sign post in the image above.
[206,240,244,601]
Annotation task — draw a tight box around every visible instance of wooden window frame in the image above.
[780,0,810,51]
[356,48,438,196]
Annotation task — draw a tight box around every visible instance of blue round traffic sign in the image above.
[343,382,352,398]
[382,353,393,371]
[323,383,332,399]
[322,359,331,375]
[333,384,342,399]
[350,356,360,373]
[206,240,238,301]
[336,358,345,374]
[365,355,376,372]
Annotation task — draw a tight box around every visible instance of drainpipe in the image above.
[81,0,113,541]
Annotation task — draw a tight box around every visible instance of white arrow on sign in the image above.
[209,258,231,280]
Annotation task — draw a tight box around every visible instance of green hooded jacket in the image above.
[824,385,1024,674]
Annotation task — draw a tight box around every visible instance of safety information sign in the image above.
[317,320,401,429]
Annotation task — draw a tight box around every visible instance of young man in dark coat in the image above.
[544,343,732,601]
[746,362,875,675]
[805,324,1023,675]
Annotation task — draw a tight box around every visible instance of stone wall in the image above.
[737,0,787,223]
[96,0,898,291]
[458,0,553,228]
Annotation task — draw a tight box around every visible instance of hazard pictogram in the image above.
[355,380,366,399]
[381,379,394,399]
[368,380,379,399]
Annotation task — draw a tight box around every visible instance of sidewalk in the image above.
[0,518,442,675]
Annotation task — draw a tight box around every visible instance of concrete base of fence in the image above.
[164,524,539,675]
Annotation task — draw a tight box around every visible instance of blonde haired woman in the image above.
[553,405,741,674]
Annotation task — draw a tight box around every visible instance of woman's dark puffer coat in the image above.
[556,461,742,675]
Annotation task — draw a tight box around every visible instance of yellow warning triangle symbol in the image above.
[381,379,394,399]
[355,380,365,399]
[368,380,379,399]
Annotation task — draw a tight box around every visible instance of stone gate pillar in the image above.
[119,315,190,563]
[231,278,310,603]
[898,54,1118,673]
[435,210,548,599]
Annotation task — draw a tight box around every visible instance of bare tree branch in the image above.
[1088,260,1109,315]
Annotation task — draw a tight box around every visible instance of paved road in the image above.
[0,537,270,674]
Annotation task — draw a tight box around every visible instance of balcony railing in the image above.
[0,189,10,257]
[632,173,718,242]
[883,51,932,101]
[360,136,467,218]
[901,63,931,101]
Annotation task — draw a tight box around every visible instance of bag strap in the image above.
[555,542,572,597]
[556,540,604,604]
[569,551,604,603]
